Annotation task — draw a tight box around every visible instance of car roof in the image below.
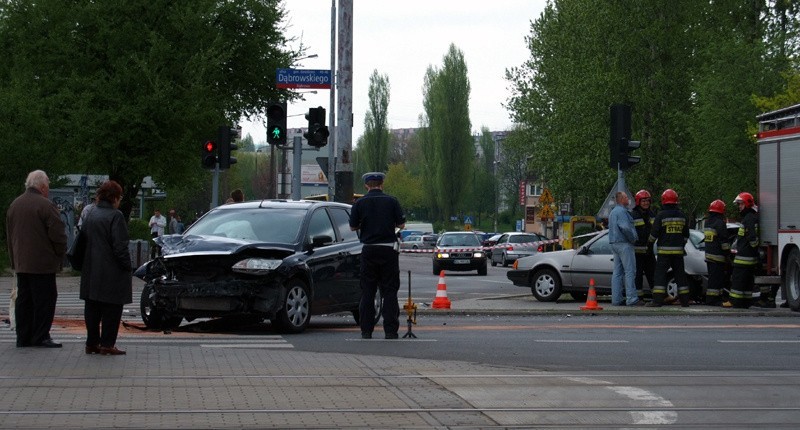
[211,199,352,211]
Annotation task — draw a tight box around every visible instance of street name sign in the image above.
[276,69,332,89]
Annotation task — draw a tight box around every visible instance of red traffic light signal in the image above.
[202,140,217,169]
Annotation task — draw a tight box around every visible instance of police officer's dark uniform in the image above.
[647,189,690,307]
[349,172,406,339]
[728,192,760,308]
[704,199,730,306]
[631,190,656,300]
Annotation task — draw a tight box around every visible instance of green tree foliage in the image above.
[383,163,424,219]
[0,0,301,222]
[361,70,391,173]
[471,127,498,227]
[506,0,795,218]
[421,44,473,223]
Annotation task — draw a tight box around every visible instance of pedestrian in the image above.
[168,209,180,235]
[230,189,244,203]
[631,189,656,301]
[175,215,185,234]
[6,170,68,348]
[148,208,166,258]
[609,191,642,306]
[78,180,132,355]
[726,192,761,308]
[704,199,730,306]
[647,189,691,307]
[77,196,97,231]
[349,172,406,339]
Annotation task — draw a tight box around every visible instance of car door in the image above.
[304,207,348,312]
[566,232,614,288]
[493,234,510,264]
[327,207,362,306]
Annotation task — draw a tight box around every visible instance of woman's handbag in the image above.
[67,230,87,271]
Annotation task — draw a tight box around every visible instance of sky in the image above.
[241,0,548,146]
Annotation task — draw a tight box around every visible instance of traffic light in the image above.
[218,125,240,170]
[201,140,217,169]
[609,104,631,170]
[618,138,641,170]
[304,106,330,148]
[266,101,287,146]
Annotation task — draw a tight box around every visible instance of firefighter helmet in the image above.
[734,192,755,208]
[661,189,679,205]
[708,199,726,214]
[635,190,651,206]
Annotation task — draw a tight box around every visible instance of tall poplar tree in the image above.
[361,70,391,173]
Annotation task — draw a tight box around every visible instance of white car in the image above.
[490,232,551,267]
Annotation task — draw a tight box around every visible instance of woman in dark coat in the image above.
[79,180,132,355]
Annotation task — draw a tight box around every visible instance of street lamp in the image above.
[294,54,319,64]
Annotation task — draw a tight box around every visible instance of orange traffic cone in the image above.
[432,270,452,309]
[580,278,603,311]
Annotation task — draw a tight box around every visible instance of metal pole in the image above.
[327,0,336,202]
[210,164,219,209]
[291,136,302,200]
[334,0,353,203]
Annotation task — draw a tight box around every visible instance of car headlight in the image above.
[473,252,484,258]
[436,252,450,259]
[232,258,282,275]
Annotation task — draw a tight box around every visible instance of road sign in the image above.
[276,69,332,89]
[539,205,554,220]
[464,216,473,225]
[539,187,554,205]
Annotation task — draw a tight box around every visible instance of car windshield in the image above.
[184,208,305,243]
[439,233,480,247]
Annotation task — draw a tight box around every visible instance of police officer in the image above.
[727,192,760,308]
[704,199,730,306]
[647,189,690,307]
[349,172,406,339]
[631,189,656,301]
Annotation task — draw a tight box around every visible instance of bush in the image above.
[128,218,151,241]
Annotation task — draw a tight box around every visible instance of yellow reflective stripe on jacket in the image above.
[633,219,645,227]
[657,246,684,255]
[705,254,727,263]
[733,255,759,265]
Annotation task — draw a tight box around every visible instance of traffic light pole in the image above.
[210,163,220,209]
[291,136,302,200]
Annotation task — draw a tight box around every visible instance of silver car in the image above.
[507,229,709,302]
[490,232,551,267]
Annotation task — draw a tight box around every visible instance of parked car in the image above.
[482,233,503,259]
[490,232,551,267]
[507,228,712,302]
[432,232,487,276]
[134,200,379,333]
[401,234,438,250]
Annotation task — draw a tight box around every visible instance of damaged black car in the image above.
[134,200,379,333]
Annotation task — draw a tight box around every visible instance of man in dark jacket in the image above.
[704,200,730,306]
[647,189,690,307]
[349,172,406,339]
[6,170,67,348]
[727,192,760,309]
[631,189,656,301]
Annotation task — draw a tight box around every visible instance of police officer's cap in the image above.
[362,172,386,183]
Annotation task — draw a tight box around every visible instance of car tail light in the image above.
[537,245,543,252]
[506,245,514,251]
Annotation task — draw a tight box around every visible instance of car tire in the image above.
[530,268,562,302]
[140,284,182,330]
[433,262,441,276]
[785,248,800,311]
[502,251,510,267]
[478,264,487,276]
[491,257,497,267]
[412,245,418,250]
[272,279,311,334]
[351,289,383,325]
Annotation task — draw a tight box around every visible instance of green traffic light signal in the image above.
[269,125,283,141]
[266,101,287,145]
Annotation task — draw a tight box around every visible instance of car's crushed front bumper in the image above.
[150,278,283,316]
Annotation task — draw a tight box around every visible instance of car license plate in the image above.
[454,259,470,264]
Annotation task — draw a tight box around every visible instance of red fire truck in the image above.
[756,104,800,310]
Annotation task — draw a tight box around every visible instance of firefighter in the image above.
[704,199,730,306]
[726,192,761,308]
[631,189,656,301]
[646,189,690,307]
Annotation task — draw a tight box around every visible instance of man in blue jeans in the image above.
[609,191,642,306]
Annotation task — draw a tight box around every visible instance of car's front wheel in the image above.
[478,263,487,276]
[432,262,441,276]
[530,269,562,302]
[140,284,182,330]
[272,279,311,334]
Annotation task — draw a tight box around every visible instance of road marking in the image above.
[345,338,437,342]
[201,344,293,349]
[718,340,800,343]
[535,339,629,343]
[607,385,678,425]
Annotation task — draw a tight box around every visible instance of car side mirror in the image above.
[311,235,334,248]
[577,245,589,255]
